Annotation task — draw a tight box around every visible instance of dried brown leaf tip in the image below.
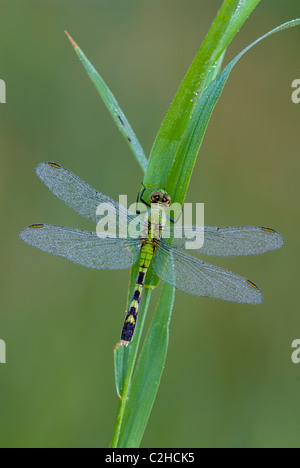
[65,31,78,50]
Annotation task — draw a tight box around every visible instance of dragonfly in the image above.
[20,162,284,346]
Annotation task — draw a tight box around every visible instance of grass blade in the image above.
[217,0,262,53]
[168,18,300,201]
[143,0,240,199]
[65,31,148,173]
[111,287,152,447]
[116,283,175,448]
[144,14,300,207]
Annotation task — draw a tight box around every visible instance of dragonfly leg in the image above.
[165,206,183,224]
[136,183,151,213]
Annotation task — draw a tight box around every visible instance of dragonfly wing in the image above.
[35,162,136,225]
[20,224,140,270]
[152,242,264,304]
[166,225,284,256]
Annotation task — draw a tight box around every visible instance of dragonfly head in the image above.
[149,191,172,207]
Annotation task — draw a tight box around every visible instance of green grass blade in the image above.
[144,15,300,207]
[65,31,148,173]
[167,18,300,201]
[144,0,241,198]
[114,340,132,399]
[116,283,175,448]
[217,0,262,53]
[204,50,226,88]
[111,287,152,447]
[114,259,141,397]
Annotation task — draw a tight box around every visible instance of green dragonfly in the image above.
[20,162,284,345]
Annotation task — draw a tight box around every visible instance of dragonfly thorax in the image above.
[145,191,171,240]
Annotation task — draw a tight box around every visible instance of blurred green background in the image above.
[0,0,299,448]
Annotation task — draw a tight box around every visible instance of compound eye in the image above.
[149,191,160,203]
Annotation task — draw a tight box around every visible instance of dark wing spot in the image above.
[48,162,61,169]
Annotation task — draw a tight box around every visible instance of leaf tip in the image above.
[65,30,78,50]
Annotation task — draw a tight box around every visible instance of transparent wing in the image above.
[164,225,284,256]
[20,224,141,270]
[35,162,136,225]
[152,241,263,304]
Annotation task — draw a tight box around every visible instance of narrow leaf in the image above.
[167,18,300,202]
[65,31,148,173]
[116,283,175,448]
[111,288,152,447]
[114,259,141,397]
[143,0,240,195]
[114,345,132,399]
[217,0,262,54]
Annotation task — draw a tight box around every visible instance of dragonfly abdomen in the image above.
[120,239,156,345]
